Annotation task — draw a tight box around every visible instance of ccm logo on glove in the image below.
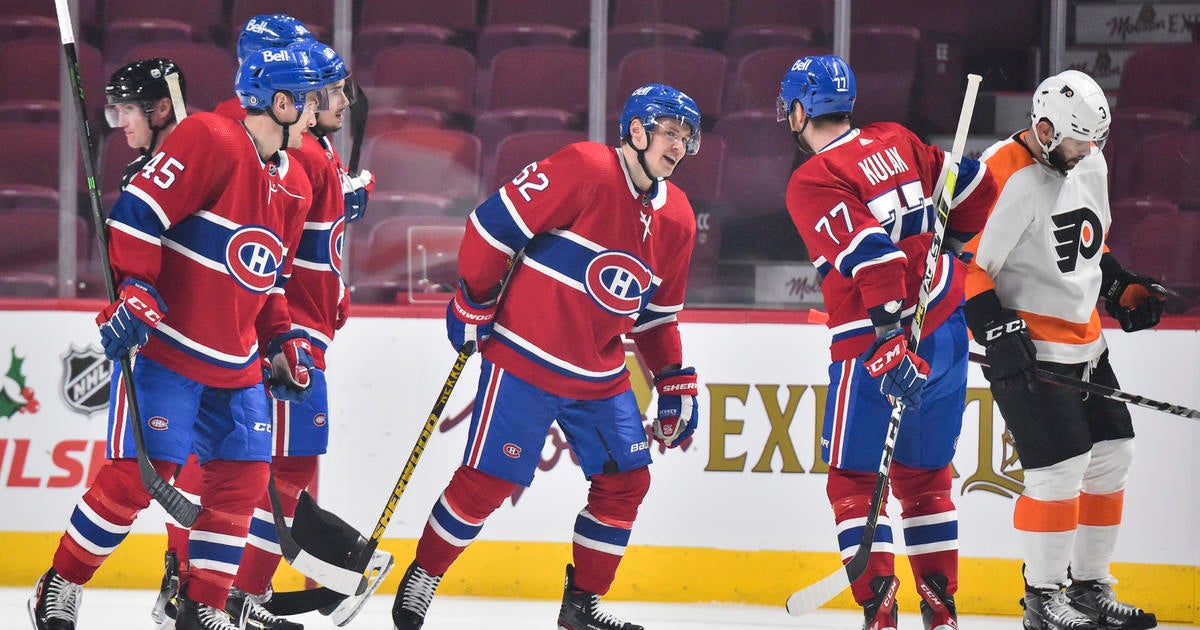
[983,317,1026,342]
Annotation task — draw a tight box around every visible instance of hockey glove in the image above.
[446,279,497,351]
[265,330,315,403]
[861,328,929,407]
[979,312,1039,391]
[341,169,373,223]
[652,367,699,448]
[1101,259,1167,333]
[96,278,167,360]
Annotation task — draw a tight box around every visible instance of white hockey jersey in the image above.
[965,131,1111,364]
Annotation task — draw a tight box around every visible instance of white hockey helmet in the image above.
[1030,70,1110,157]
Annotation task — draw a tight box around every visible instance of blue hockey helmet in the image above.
[619,83,702,155]
[237,14,314,64]
[777,54,855,122]
[235,42,328,112]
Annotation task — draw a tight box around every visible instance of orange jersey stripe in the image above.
[1014,494,1079,532]
[1079,490,1125,527]
[964,135,1038,300]
[1019,309,1103,346]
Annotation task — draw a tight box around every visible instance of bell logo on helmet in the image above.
[793,58,812,71]
[262,49,292,63]
[245,18,270,34]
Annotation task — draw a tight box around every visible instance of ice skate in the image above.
[392,560,442,630]
[176,589,263,630]
[557,564,644,630]
[151,551,180,627]
[331,549,395,626]
[861,574,899,630]
[28,568,82,630]
[227,587,302,630]
[1066,580,1156,630]
[917,573,958,630]
[1023,585,1099,630]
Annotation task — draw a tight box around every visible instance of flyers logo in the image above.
[1051,207,1103,273]
[584,251,653,316]
[225,225,285,293]
[328,216,346,278]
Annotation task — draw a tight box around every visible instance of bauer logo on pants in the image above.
[60,345,110,416]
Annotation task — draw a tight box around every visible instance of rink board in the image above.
[0,306,1196,621]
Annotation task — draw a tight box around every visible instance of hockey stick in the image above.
[266,478,368,596]
[264,341,478,616]
[786,73,983,616]
[346,83,368,176]
[968,352,1200,419]
[53,0,198,527]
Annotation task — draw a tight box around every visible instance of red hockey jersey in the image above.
[283,132,347,368]
[786,122,996,360]
[460,142,696,399]
[107,112,312,387]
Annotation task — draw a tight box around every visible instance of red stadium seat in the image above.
[1117,45,1200,114]
[613,0,732,36]
[723,25,815,60]
[103,19,198,61]
[1105,197,1179,264]
[486,130,588,193]
[731,0,831,30]
[359,0,481,33]
[1127,213,1200,297]
[367,107,449,135]
[476,24,578,68]
[231,0,333,41]
[486,0,591,30]
[670,132,726,206]
[474,108,576,167]
[715,110,804,214]
[364,128,482,206]
[0,40,103,124]
[117,42,236,114]
[607,23,703,68]
[483,46,591,115]
[350,216,466,304]
[354,24,455,72]
[0,15,59,43]
[100,131,141,207]
[1128,131,1200,212]
[366,45,477,120]
[724,45,832,114]
[0,210,92,284]
[103,0,225,42]
[1104,107,1195,201]
[849,25,920,128]
[0,125,65,192]
[614,47,728,122]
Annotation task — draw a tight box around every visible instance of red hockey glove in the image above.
[265,330,315,403]
[861,328,930,407]
[96,278,167,360]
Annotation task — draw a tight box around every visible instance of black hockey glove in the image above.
[965,290,1038,392]
[1100,253,1167,333]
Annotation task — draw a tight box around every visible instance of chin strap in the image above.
[791,115,814,153]
[266,107,302,152]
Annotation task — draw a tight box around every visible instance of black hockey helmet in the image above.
[105,58,187,112]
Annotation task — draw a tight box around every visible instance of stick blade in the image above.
[785,567,851,616]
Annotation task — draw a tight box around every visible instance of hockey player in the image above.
[963,70,1161,630]
[390,84,704,630]
[29,43,331,630]
[778,55,997,630]
[149,16,373,630]
[103,58,186,187]
[221,40,384,630]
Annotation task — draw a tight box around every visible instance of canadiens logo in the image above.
[225,225,285,293]
[584,251,654,316]
[61,345,111,415]
[328,216,345,278]
[148,416,169,430]
[314,413,327,427]
[502,443,522,458]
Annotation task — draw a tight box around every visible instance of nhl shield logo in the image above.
[61,345,111,415]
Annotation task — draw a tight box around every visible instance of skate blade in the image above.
[332,551,396,626]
